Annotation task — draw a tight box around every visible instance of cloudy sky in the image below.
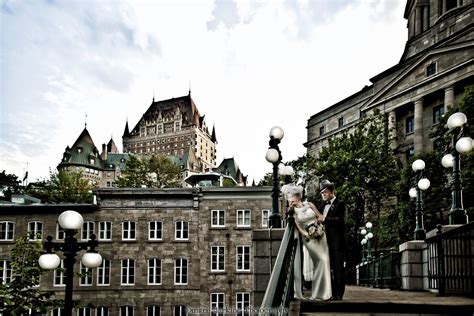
[0,0,407,183]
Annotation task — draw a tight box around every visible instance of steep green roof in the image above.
[58,128,102,169]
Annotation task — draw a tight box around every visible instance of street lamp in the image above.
[361,222,374,261]
[409,159,430,240]
[38,210,102,316]
[360,232,368,262]
[265,126,286,228]
[442,112,472,224]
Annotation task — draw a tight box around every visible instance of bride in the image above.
[286,185,332,301]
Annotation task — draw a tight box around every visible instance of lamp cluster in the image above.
[360,222,373,262]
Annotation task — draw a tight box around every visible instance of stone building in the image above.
[122,93,217,172]
[0,187,272,315]
[306,0,474,164]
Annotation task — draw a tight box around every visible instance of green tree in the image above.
[26,170,93,204]
[0,171,22,201]
[116,154,181,188]
[0,236,60,314]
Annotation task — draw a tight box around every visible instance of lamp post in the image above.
[360,236,367,263]
[265,126,285,228]
[38,210,102,316]
[361,222,374,261]
[409,159,430,240]
[442,112,472,224]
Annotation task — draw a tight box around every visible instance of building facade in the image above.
[122,93,217,172]
[306,0,473,164]
[0,187,272,315]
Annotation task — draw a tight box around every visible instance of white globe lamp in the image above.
[441,154,454,168]
[38,253,61,270]
[447,112,467,129]
[265,148,279,163]
[418,178,431,190]
[81,252,103,268]
[58,210,83,230]
[269,126,284,140]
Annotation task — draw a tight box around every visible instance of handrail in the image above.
[260,208,298,312]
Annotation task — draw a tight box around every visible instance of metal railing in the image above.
[358,251,401,289]
[260,208,298,312]
[426,222,474,296]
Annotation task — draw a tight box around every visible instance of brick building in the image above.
[306,0,474,165]
[0,187,272,315]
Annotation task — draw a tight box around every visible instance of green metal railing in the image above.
[260,208,298,312]
[358,251,401,289]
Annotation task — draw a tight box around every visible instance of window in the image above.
[121,259,135,285]
[175,221,189,240]
[261,209,270,228]
[98,221,112,241]
[236,292,250,316]
[406,147,415,161]
[433,105,445,124]
[81,221,95,241]
[56,223,65,240]
[174,258,188,285]
[54,260,65,286]
[97,259,111,286]
[120,306,134,316]
[426,62,437,76]
[211,246,225,272]
[405,116,415,134]
[28,221,42,240]
[77,308,92,316]
[237,210,251,227]
[149,221,163,240]
[79,262,92,286]
[0,221,14,241]
[122,221,136,240]
[211,210,225,227]
[236,246,250,272]
[148,258,162,285]
[96,307,109,316]
[173,306,186,316]
[210,293,225,316]
[338,117,344,128]
[319,126,325,136]
[147,306,161,316]
[0,260,12,284]
[51,309,64,316]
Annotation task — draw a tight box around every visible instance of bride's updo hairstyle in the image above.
[281,184,303,201]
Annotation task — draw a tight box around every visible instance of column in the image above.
[442,0,447,14]
[414,98,424,154]
[415,6,422,35]
[423,6,429,31]
[388,110,397,150]
[444,86,455,110]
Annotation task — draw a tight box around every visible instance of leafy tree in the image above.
[26,170,93,204]
[0,171,22,201]
[0,236,60,314]
[116,154,181,188]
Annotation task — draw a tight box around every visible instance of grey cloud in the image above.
[207,0,240,31]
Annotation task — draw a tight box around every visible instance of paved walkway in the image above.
[289,285,474,315]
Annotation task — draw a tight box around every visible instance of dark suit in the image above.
[320,198,346,299]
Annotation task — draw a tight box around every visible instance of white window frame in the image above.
[261,209,270,228]
[147,306,161,316]
[56,223,65,240]
[54,260,65,286]
[236,292,250,316]
[236,245,251,272]
[81,221,95,241]
[121,259,135,285]
[51,309,64,316]
[79,262,92,286]
[236,210,251,227]
[148,258,162,285]
[28,221,43,240]
[173,306,186,316]
[175,221,189,240]
[77,307,92,316]
[211,210,225,227]
[210,293,225,316]
[97,259,111,286]
[119,306,134,316]
[174,258,188,285]
[0,259,12,284]
[148,221,163,241]
[95,307,109,316]
[98,221,112,241]
[0,221,14,241]
[122,221,136,241]
[211,246,225,272]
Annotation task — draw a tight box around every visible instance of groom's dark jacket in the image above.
[320,198,345,251]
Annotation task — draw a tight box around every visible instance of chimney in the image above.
[101,143,107,160]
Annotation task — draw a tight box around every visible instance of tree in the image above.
[26,170,93,204]
[0,236,60,314]
[116,154,182,188]
[0,171,22,201]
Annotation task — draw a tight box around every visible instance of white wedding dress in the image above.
[293,203,332,300]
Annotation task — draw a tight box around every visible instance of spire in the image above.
[188,80,191,96]
[153,89,155,102]
[211,123,217,143]
[123,119,130,138]
[85,112,88,128]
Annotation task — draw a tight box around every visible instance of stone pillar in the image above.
[415,6,422,35]
[399,241,428,290]
[442,0,447,14]
[414,98,424,154]
[444,86,455,110]
[388,110,397,150]
[423,6,429,31]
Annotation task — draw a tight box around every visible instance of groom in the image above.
[319,180,346,300]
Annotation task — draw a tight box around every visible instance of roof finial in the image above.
[153,89,155,102]
[85,112,88,128]
[188,80,191,96]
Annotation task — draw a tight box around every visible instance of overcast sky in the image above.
[0,0,407,184]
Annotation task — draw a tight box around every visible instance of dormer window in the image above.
[90,158,95,164]
[426,62,437,77]
[77,147,82,153]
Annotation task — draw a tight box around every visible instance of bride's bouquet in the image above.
[305,221,325,240]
